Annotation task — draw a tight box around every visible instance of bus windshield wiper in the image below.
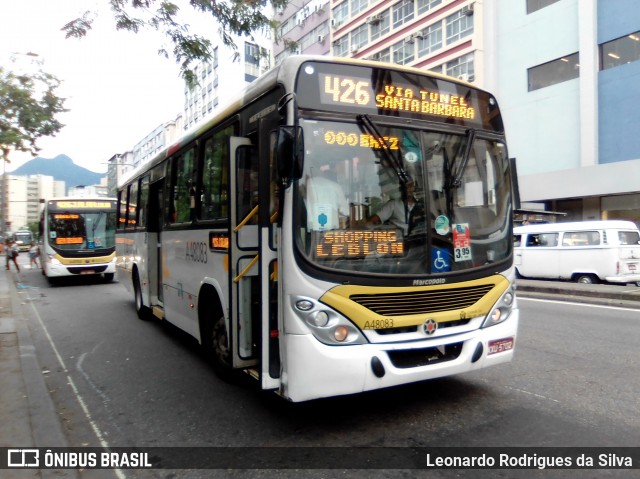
[357,114,411,185]
[445,128,476,189]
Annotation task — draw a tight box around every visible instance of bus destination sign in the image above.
[320,74,476,121]
[295,61,504,132]
[314,229,405,259]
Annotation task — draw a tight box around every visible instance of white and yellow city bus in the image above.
[40,197,117,282]
[116,56,519,402]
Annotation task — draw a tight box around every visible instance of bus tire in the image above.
[103,273,115,282]
[200,294,234,381]
[575,274,598,284]
[133,271,150,320]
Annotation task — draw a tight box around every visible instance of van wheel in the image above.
[575,274,598,284]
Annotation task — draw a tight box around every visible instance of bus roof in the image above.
[121,55,500,186]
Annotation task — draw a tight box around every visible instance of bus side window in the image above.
[170,146,197,224]
[138,176,150,228]
[201,125,234,221]
[513,234,521,247]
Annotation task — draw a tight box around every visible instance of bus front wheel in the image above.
[202,303,233,380]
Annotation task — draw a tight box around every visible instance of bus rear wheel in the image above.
[133,272,150,320]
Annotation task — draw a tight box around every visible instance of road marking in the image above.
[24,289,127,479]
[518,296,640,312]
[504,385,560,403]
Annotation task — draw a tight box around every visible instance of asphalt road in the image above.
[12,266,640,478]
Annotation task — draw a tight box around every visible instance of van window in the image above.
[619,230,640,245]
[514,234,522,247]
[526,233,558,247]
[562,230,600,246]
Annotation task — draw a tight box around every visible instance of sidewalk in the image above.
[0,259,76,478]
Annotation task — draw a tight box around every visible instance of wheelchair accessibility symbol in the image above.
[432,248,451,272]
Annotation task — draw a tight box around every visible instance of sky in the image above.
[0,0,191,174]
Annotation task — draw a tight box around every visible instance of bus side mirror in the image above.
[274,126,304,187]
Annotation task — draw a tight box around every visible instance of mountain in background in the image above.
[10,154,105,187]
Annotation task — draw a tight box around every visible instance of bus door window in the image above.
[170,145,197,224]
[236,144,259,226]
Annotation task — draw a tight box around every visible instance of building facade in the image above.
[329,0,480,81]
[2,174,65,231]
[493,0,640,224]
[274,0,331,63]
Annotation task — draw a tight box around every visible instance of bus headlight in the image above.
[48,255,62,265]
[482,286,515,328]
[292,296,367,345]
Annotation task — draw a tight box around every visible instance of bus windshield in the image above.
[295,118,512,275]
[48,210,116,252]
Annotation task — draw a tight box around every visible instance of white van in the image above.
[513,220,640,284]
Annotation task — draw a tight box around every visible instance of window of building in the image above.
[600,31,640,70]
[528,52,579,91]
[392,0,414,29]
[333,36,349,57]
[370,9,390,41]
[446,52,474,81]
[417,0,442,15]
[351,0,368,17]
[245,42,260,66]
[392,38,415,65]
[351,24,369,51]
[333,2,349,27]
[370,47,391,63]
[417,22,442,57]
[526,0,560,14]
[446,8,473,44]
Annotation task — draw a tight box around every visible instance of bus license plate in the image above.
[80,270,95,275]
[488,337,514,355]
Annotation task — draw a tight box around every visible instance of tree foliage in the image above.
[62,0,289,86]
[0,64,67,159]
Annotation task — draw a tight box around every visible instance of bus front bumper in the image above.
[44,261,116,278]
[280,310,518,402]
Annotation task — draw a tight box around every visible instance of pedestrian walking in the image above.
[5,239,20,272]
[29,244,40,269]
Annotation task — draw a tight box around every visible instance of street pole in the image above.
[1,147,9,238]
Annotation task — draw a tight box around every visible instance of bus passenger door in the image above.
[230,137,260,370]
[148,180,164,306]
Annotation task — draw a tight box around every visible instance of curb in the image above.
[516,279,640,309]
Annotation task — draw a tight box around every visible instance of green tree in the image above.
[0,63,67,157]
[62,0,289,86]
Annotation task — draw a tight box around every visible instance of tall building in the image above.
[274,0,331,63]
[329,0,479,81]
[492,0,640,223]
[182,33,274,131]
[2,174,64,231]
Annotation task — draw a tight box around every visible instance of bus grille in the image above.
[350,284,495,316]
